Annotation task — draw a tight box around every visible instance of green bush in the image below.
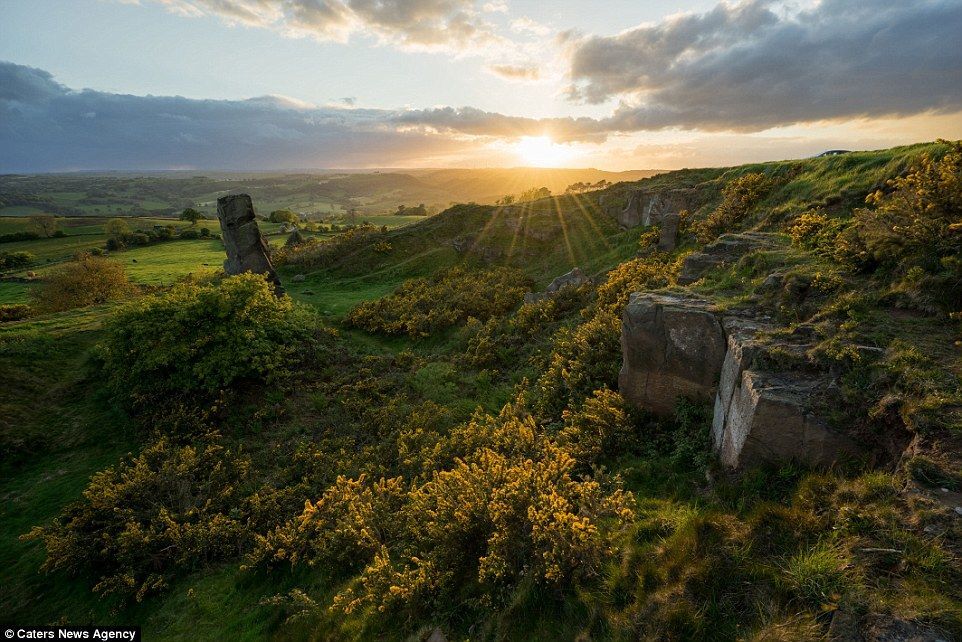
[695,172,773,242]
[0,250,34,270]
[0,303,31,322]
[269,209,299,224]
[32,255,134,312]
[347,266,532,337]
[252,408,635,617]
[97,273,322,410]
[24,435,254,602]
[178,228,200,240]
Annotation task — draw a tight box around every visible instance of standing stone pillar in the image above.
[216,194,283,295]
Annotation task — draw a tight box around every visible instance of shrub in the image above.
[695,172,773,242]
[848,141,962,297]
[178,228,200,240]
[347,266,532,337]
[31,255,134,312]
[97,273,321,411]
[254,409,635,617]
[558,388,641,465]
[24,435,253,602]
[0,303,31,322]
[0,250,34,270]
[0,231,41,244]
[269,209,299,224]
[199,226,212,238]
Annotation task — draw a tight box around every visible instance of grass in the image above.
[3,142,961,640]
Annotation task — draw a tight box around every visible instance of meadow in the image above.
[1,143,960,641]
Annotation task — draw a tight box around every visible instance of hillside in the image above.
[1,141,960,641]
[0,167,661,221]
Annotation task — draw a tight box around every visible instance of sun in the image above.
[514,135,575,168]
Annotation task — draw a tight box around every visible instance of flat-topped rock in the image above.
[619,293,726,414]
[678,232,783,284]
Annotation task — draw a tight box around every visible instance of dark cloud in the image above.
[0,61,467,171]
[567,0,962,131]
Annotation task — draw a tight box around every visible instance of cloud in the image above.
[485,63,541,81]
[566,0,962,131]
[153,0,507,53]
[0,61,470,171]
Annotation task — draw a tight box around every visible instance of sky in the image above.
[1,0,961,172]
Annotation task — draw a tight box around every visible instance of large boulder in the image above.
[216,194,283,294]
[618,189,697,229]
[711,319,858,468]
[678,232,782,284]
[619,293,727,414]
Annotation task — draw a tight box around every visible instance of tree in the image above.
[104,218,130,237]
[396,204,406,215]
[496,195,516,206]
[28,215,57,238]
[518,187,551,202]
[180,207,203,224]
[269,209,299,224]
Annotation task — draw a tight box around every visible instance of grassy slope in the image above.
[1,142,958,639]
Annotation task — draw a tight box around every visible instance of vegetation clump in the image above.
[347,265,531,337]
[32,254,134,312]
[97,273,322,412]
[24,435,254,602]
[695,172,773,242]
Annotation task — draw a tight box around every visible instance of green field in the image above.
[2,143,961,641]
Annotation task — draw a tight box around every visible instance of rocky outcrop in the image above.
[619,293,727,414]
[678,232,782,284]
[546,267,589,294]
[657,213,680,251]
[524,267,590,304]
[619,189,697,229]
[619,298,857,469]
[711,320,857,468]
[216,194,283,294]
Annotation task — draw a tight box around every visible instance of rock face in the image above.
[216,194,283,294]
[619,293,727,414]
[546,267,589,294]
[620,300,857,469]
[678,232,782,284]
[711,320,857,468]
[618,189,696,229]
[657,213,680,251]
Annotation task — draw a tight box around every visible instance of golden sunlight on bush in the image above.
[32,254,135,312]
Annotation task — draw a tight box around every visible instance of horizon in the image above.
[2,1,962,172]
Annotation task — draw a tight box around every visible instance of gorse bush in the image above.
[24,435,253,602]
[695,172,773,242]
[32,254,134,312]
[347,266,531,337]
[98,273,322,411]
[251,406,635,617]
